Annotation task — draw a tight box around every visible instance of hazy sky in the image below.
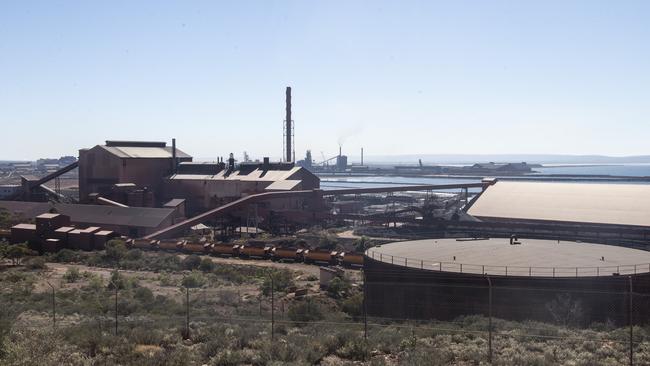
[1,1,649,161]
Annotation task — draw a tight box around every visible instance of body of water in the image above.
[535,164,650,177]
[320,164,650,191]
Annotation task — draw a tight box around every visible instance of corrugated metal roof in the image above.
[266,180,301,191]
[0,201,175,228]
[163,198,186,207]
[467,181,650,228]
[100,145,191,159]
[168,167,302,183]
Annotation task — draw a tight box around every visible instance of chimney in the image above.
[171,138,177,173]
[361,147,364,166]
[339,145,342,157]
[228,153,235,171]
[285,87,292,163]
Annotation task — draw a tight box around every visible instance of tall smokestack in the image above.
[361,147,364,166]
[285,87,292,163]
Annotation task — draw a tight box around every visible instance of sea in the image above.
[319,164,650,191]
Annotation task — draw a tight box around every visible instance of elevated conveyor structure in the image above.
[10,162,79,201]
[143,181,491,240]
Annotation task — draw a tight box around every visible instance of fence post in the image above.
[486,275,493,363]
[185,287,190,340]
[363,269,368,340]
[114,284,118,336]
[46,281,56,331]
[270,273,275,340]
[629,276,634,366]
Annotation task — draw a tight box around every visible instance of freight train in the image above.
[127,238,364,268]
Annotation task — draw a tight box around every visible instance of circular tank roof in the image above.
[366,238,650,277]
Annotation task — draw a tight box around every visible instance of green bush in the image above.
[105,239,127,262]
[63,267,82,283]
[260,269,294,296]
[198,257,215,272]
[25,256,46,269]
[182,254,202,270]
[125,249,143,261]
[353,236,372,252]
[50,248,80,263]
[317,233,338,250]
[338,338,371,361]
[341,292,363,319]
[181,271,206,288]
[288,298,324,323]
[326,276,351,299]
[158,272,178,286]
[107,270,137,290]
[2,242,36,265]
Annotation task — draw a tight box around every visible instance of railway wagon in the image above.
[182,242,211,254]
[156,240,181,252]
[211,243,239,257]
[238,244,272,259]
[272,247,301,262]
[127,238,156,250]
[303,249,338,265]
[339,252,364,267]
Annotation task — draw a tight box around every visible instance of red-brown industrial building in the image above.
[78,140,192,204]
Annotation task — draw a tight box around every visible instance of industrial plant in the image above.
[2,87,650,329]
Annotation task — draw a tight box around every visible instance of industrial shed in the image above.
[164,165,319,213]
[0,201,179,237]
[467,181,650,229]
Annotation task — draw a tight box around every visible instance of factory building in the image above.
[78,140,192,204]
[467,181,650,230]
[77,139,319,217]
[164,159,320,214]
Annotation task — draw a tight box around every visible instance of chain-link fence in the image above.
[3,268,650,365]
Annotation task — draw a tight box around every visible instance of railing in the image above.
[366,249,650,278]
